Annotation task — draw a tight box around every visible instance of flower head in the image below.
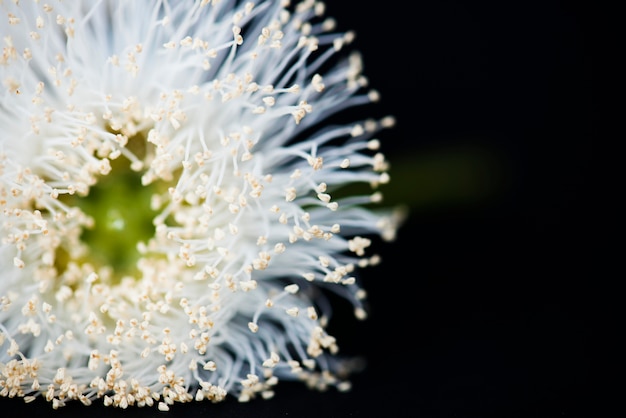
[1,0,403,410]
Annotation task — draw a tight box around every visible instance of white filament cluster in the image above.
[0,0,403,410]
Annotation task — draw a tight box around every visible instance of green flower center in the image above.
[77,160,156,280]
[59,134,162,283]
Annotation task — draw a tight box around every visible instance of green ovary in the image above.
[76,165,157,280]
[60,137,161,283]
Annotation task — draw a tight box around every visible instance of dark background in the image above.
[1,0,595,417]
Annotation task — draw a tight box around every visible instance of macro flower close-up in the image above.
[0,0,404,411]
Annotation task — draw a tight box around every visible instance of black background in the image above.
[1,1,596,417]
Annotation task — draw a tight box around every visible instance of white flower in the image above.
[0,0,403,410]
